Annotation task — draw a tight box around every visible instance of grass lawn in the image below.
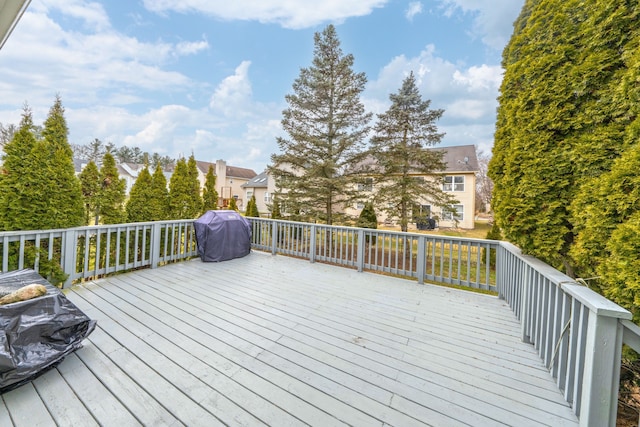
[380,219,492,240]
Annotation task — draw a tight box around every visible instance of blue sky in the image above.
[0,0,524,173]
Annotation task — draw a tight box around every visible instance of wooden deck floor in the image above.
[0,251,579,426]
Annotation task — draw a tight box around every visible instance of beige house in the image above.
[195,160,257,210]
[345,145,479,229]
[240,171,273,215]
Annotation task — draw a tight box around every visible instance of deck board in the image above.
[0,251,579,426]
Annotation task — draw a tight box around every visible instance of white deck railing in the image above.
[0,218,636,426]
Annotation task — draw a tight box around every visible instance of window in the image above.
[246,191,253,199]
[442,205,464,221]
[357,178,373,192]
[356,202,365,209]
[443,176,464,192]
[264,192,271,203]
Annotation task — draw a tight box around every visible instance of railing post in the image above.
[496,245,504,298]
[416,235,426,284]
[150,222,162,268]
[271,221,278,255]
[579,313,623,426]
[521,263,531,343]
[309,224,316,263]
[62,228,77,288]
[356,229,365,272]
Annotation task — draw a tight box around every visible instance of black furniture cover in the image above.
[194,210,252,262]
[0,269,96,393]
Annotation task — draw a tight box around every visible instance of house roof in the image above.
[241,171,268,188]
[196,160,257,180]
[351,144,480,174]
[0,0,30,50]
[227,165,257,180]
[436,144,479,173]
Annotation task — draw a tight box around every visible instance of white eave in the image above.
[0,0,31,50]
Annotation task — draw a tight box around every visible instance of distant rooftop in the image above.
[241,171,269,188]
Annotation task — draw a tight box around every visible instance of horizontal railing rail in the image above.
[0,220,198,287]
[496,241,633,426]
[249,218,499,292]
[0,217,637,426]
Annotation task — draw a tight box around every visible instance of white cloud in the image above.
[175,39,209,56]
[0,3,208,112]
[437,0,523,50]
[209,61,253,117]
[365,44,502,148]
[142,0,388,29]
[405,2,423,21]
[33,0,111,31]
[452,64,502,92]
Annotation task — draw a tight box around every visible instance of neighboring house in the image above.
[241,171,271,215]
[344,145,479,229]
[74,159,256,208]
[195,160,257,210]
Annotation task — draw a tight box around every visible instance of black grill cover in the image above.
[0,269,96,393]
[194,210,252,262]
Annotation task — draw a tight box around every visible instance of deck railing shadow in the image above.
[0,217,637,426]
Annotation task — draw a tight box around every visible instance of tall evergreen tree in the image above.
[150,164,170,220]
[0,106,41,230]
[187,154,203,214]
[79,160,101,225]
[270,24,372,225]
[41,95,85,228]
[126,166,153,222]
[97,152,126,224]
[370,72,456,232]
[169,157,201,219]
[489,0,639,274]
[227,197,238,211]
[271,198,282,219]
[245,195,259,217]
[202,164,218,212]
[0,99,84,230]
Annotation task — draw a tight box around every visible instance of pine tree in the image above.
[149,164,170,221]
[356,202,377,229]
[126,166,153,222]
[357,202,378,244]
[187,154,203,214]
[169,157,201,219]
[79,160,101,225]
[202,164,218,212]
[97,152,126,224]
[370,72,456,232]
[227,197,238,211]
[0,106,41,230]
[0,99,84,231]
[271,198,282,219]
[270,24,372,225]
[245,195,259,217]
[41,95,85,228]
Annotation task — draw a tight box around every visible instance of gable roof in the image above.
[351,144,479,174]
[227,165,257,180]
[241,171,268,188]
[435,144,479,173]
[196,160,257,180]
